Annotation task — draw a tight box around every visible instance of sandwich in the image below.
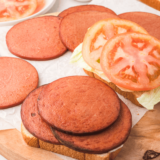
[21,76,132,160]
[70,18,160,110]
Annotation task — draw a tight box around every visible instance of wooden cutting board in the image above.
[0,103,160,160]
[1,12,160,160]
[115,103,160,160]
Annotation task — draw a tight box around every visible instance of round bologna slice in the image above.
[82,19,148,71]
[119,12,160,40]
[0,57,38,109]
[21,86,60,144]
[6,16,67,60]
[38,76,121,135]
[101,32,160,91]
[52,101,132,154]
[60,11,119,52]
[0,0,37,22]
[58,5,116,17]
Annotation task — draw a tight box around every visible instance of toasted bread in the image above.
[21,123,122,160]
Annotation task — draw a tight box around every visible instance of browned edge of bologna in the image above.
[21,85,60,145]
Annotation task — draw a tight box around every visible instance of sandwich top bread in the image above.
[70,16,160,110]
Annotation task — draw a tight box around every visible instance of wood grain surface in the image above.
[0,129,62,160]
[115,103,160,160]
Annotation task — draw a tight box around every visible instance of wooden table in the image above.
[115,103,160,160]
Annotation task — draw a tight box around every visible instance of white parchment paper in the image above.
[0,1,159,159]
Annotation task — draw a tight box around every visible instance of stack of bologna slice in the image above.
[21,76,132,154]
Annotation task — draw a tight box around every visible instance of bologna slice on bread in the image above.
[58,5,116,17]
[38,76,121,134]
[6,16,67,60]
[0,57,38,109]
[52,101,132,154]
[119,12,160,40]
[21,85,60,145]
[60,11,119,52]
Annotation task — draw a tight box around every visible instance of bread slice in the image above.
[83,69,144,107]
[21,123,122,160]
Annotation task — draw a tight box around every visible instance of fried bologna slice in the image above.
[6,16,67,60]
[0,57,38,109]
[58,5,116,17]
[38,76,121,135]
[21,86,60,144]
[60,11,119,52]
[119,12,160,40]
[52,101,132,154]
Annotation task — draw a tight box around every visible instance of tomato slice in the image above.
[82,19,148,71]
[101,32,160,91]
[0,0,37,22]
